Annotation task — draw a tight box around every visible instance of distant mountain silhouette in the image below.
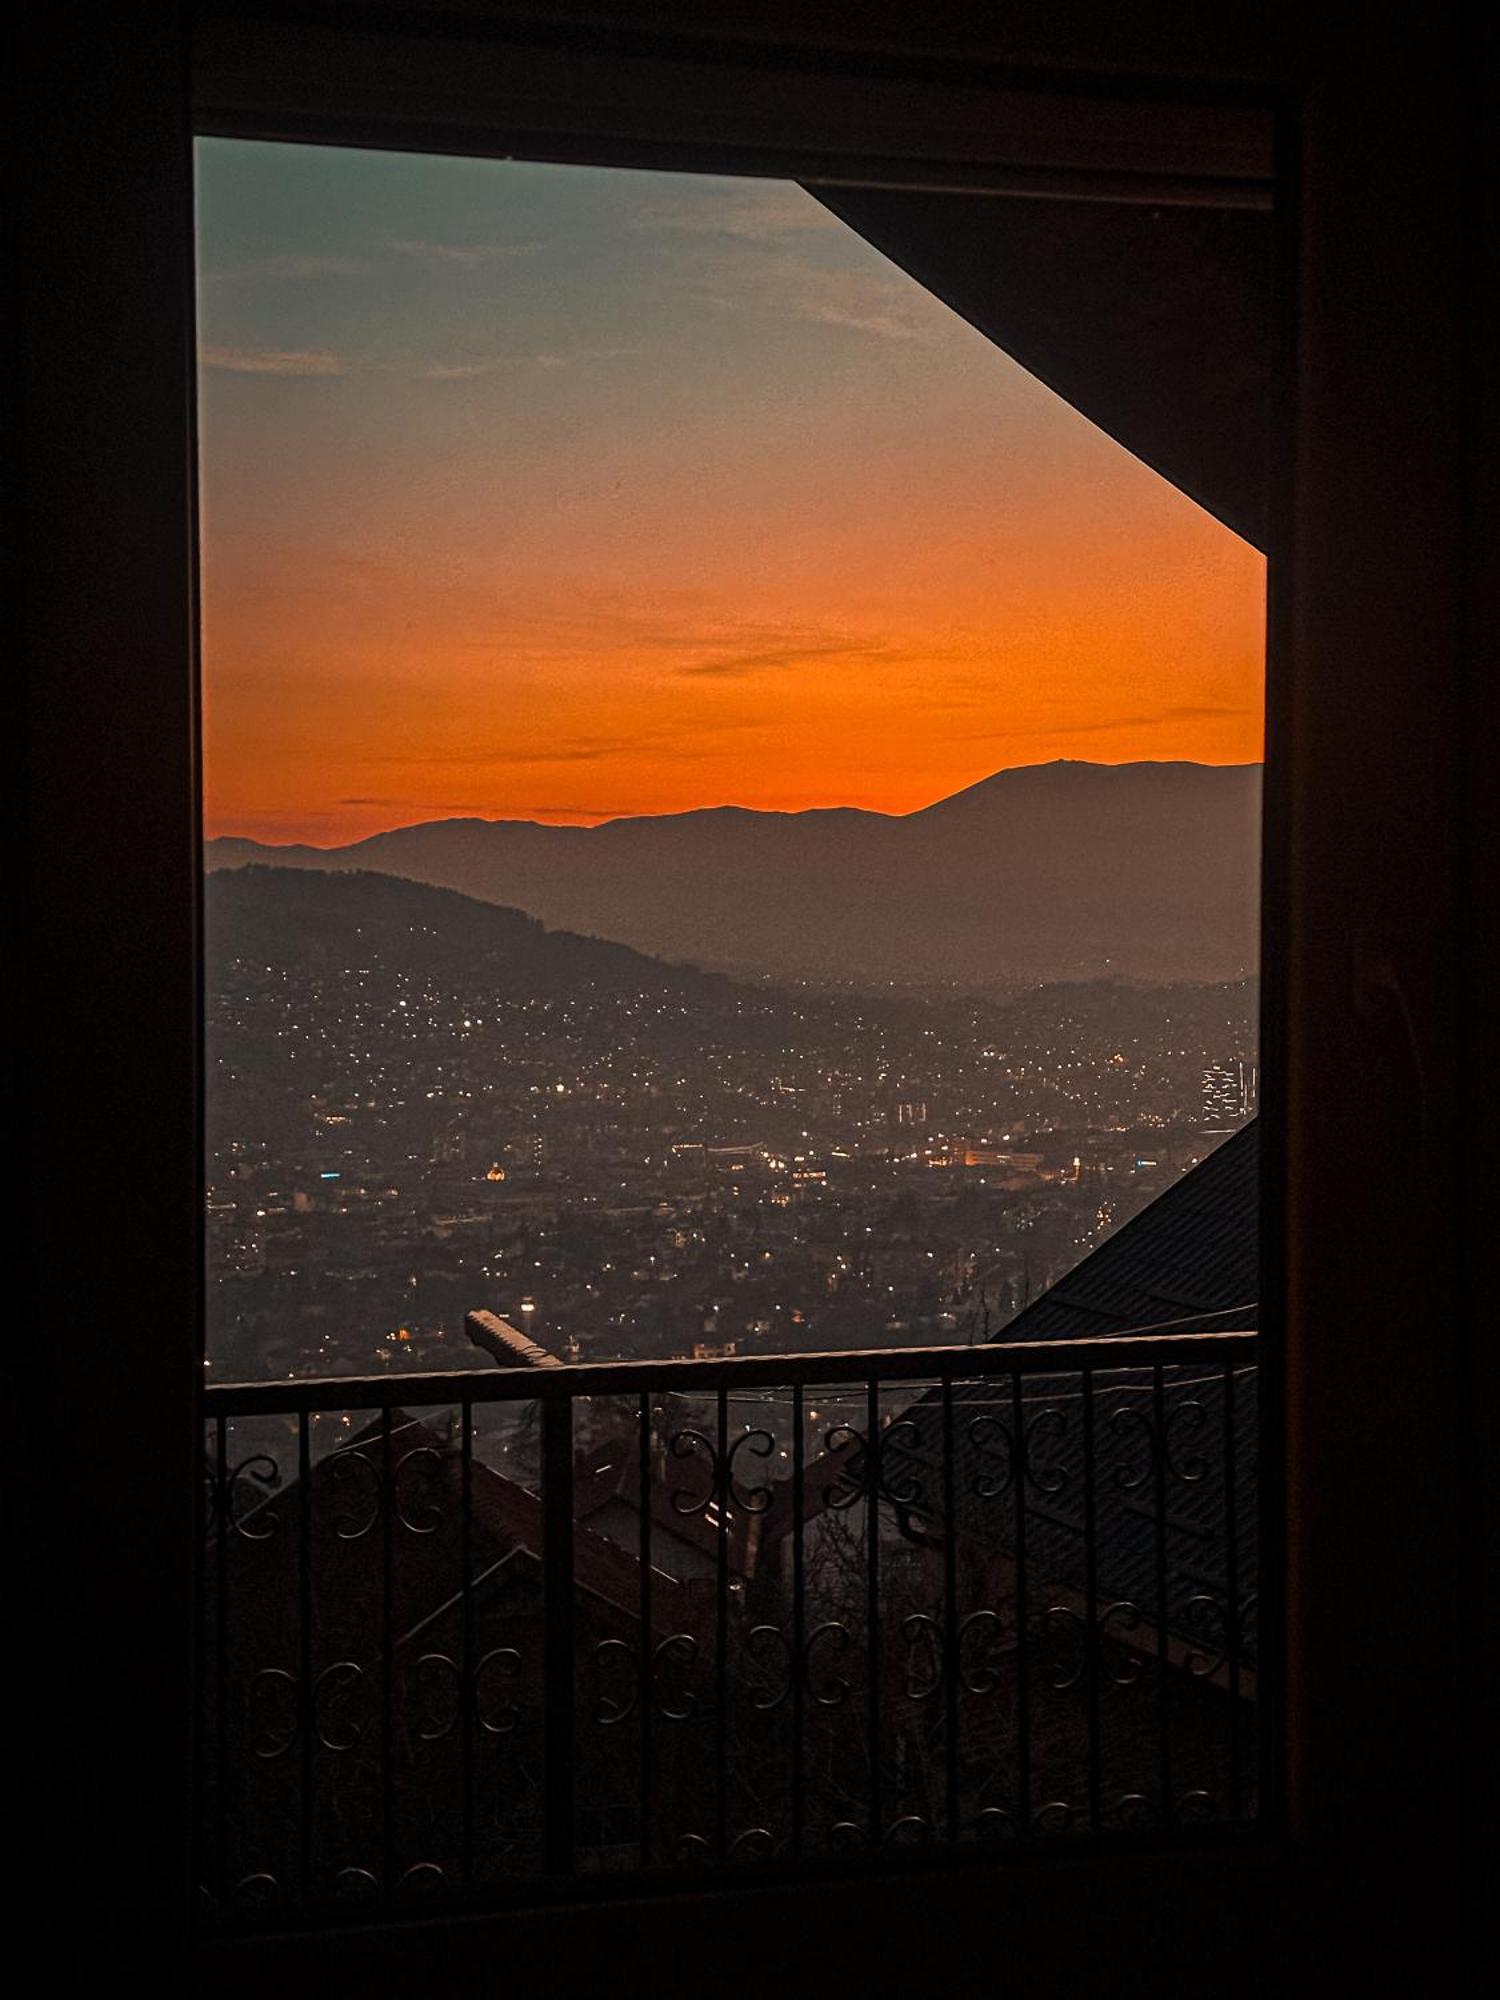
[206,867,728,998]
[207,760,1261,986]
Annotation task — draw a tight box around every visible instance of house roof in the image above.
[363,1413,695,1636]
[216,1411,699,1646]
[998,1120,1259,1341]
[573,1423,761,1578]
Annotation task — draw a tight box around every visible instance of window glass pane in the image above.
[198,140,1264,1388]
[195,138,1267,1904]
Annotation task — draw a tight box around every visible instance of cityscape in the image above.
[205,863,1257,1383]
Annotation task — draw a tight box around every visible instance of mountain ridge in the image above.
[206,866,731,997]
[207,760,1261,987]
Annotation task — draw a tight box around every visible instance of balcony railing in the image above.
[198,1327,1258,1923]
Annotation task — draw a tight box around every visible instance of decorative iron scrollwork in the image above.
[1099,1599,1148,1686]
[746,1622,793,1712]
[880,1419,925,1507]
[803,1621,854,1707]
[227,1455,281,1539]
[1109,1404,1157,1491]
[312,1659,364,1752]
[231,1872,281,1903]
[667,1429,718,1515]
[901,1613,944,1702]
[472,1646,522,1736]
[957,1607,1006,1696]
[823,1424,869,1510]
[1021,1408,1070,1496]
[652,1633,698,1720]
[726,1427,776,1513]
[413,1651,462,1742]
[592,1638,638,1725]
[246,1666,298,1759]
[968,1413,1016,1499]
[1164,1398,1209,1483]
[393,1445,445,1534]
[327,1447,381,1541]
[394,1861,446,1898]
[1040,1604,1087,1691]
[1181,1593,1230,1679]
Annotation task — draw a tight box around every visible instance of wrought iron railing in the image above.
[198,1328,1258,1922]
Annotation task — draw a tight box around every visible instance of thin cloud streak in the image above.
[203,345,348,377]
[420,344,638,380]
[362,737,654,770]
[677,640,893,679]
[336,796,487,811]
[419,356,529,381]
[207,252,375,282]
[630,188,837,241]
[796,301,930,342]
[969,704,1255,742]
[390,238,543,266]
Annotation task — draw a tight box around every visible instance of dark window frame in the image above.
[191,31,1291,1959]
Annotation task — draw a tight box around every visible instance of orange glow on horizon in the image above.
[201,492,1264,845]
[197,148,1265,848]
[206,520,1272,840]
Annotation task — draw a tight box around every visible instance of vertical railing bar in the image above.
[542,1394,576,1877]
[215,1416,229,1902]
[715,1385,729,1863]
[638,1388,653,1870]
[1223,1362,1242,1821]
[298,1410,312,1903]
[1152,1365,1174,1826]
[461,1398,474,1883]
[1011,1370,1030,1837]
[1082,1368,1101,1834]
[941,1375,959,1843]
[381,1406,394,1906]
[866,1377,881,1848]
[791,1382,806,1860]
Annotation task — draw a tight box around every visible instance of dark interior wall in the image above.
[1461,6,1500,1950]
[9,0,1496,1985]
[194,0,1277,82]
[12,4,200,1977]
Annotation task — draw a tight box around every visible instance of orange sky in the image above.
[197,146,1265,846]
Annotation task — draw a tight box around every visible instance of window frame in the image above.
[192,32,1290,1953]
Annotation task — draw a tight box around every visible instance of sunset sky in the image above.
[196,140,1266,846]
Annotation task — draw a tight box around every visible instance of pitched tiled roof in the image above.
[361,1413,695,1636]
[998,1121,1258,1341]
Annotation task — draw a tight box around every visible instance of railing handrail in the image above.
[202,1326,1257,1416]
